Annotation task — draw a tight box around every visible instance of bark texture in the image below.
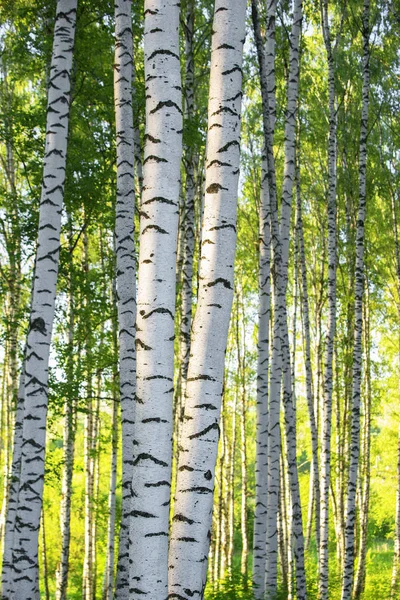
[113,1,137,596]
[168,1,247,596]
[341,2,370,598]
[7,3,77,597]
[130,0,182,597]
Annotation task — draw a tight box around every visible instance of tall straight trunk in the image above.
[40,511,50,600]
[179,0,196,395]
[113,2,137,597]
[130,0,182,597]
[56,216,76,600]
[1,370,25,599]
[341,2,370,598]
[392,426,400,599]
[227,389,237,575]
[175,0,197,449]
[252,2,276,596]
[237,298,248,581]
[252,157,272,600]
[102,282,119,600]
[353,282,371,598]
[251,2,284,595]
[390,178,400,598]
[7,3,77,597]
[319,0,338,596]
[82,232,94,600]
[168,2,246,597]
[296,165,320,553]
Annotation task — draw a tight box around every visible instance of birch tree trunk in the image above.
[130,0,182,597]
[8,3,77,597]
[353,282,371,599]
[56,216,76,600]
[252,2,277,595]
[319,1,338,596]
[168,2,246,596]
[296,166,320,558]
[102,286,119,600]
[390,180,400,599]
[112,2,137,596]
[341,2,370,597]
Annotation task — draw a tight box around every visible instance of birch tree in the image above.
[112,1,137,596]
[4,3,77,597]
[168,1,247,596]
[130,0,182,597]
[341,2,370,598]
[319,0,338,596]
[252,3,277,597]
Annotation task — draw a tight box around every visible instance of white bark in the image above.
[112,2,137,596]
[319,1,338,596]
[296,169,320,559]
[9,3,77,598]
[341,2,370,597]
[252,2,277,596]
[56,220,76,600]
[130,0,182,597]
[1,371,25,599]
[168,1,246,597]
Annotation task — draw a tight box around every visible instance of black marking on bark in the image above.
[143,154,168,164]
[133,453,168,467]
[130,510,157,518]
[142,196,176,206]
[177,537,198,543]
[29,317,46,334]
[148,49,179,61]
[173,513,194,524]
[145,480,170,487]
[142,224,168,235]
[144,133,161,143]
[141,307,174,320]
[218,140,240,153]
[182,486,212,494]
[136,339,152,351]
[145,531,168,537]
[207,278,232,289]
[217,43,234,49]
[189,423,220,440]
[194,403,217,410]
[210,223,236,232]
[204,470,212,480]
[222,65,242,76]
[142,417,168,423]
[187,374,216,382]
[150,100,183,115]
[179,465,194,472]
[207,159,231,168]
[206,183,228,194]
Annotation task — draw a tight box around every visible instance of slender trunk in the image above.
[8,3,77,597]
[168,3,246,596]
[175,0,197,453]
[319,0,338,596]
[296,163,320,555]
[341,3,370,597]
[237,298,248,582]
[131,1,182,597]
[252,2,276,593]
[353,283,371,598]
[56,216,76,600]
[390,169,400,599]
[113,2,137,596]
[40,511,50,600]
[227,390,237,575]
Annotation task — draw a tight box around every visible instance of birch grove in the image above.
[1,0,400,598]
